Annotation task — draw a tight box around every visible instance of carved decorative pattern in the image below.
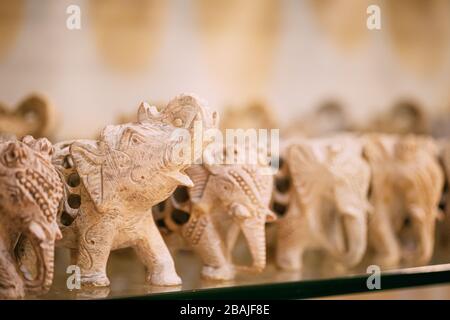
[0,136,63,299]
[51,94,217,288]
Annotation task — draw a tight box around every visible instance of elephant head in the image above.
[0,136,63,297]
[202,163,276,272]
[364,134,444,266]
[65,94,218,213]
[156,157,276,275]
[287,136,371,267]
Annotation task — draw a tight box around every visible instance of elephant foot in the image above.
[372,253,400,270]
[201,264,235,281]
[276,255,302,271]
[0,287,25,300]
[81,273,110,287]
[147,270,182,286]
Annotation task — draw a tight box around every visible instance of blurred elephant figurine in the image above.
[0,94,57,140]
[220,102,279,131]
[363,134,444,268]
[441,142,450,215]
[51,94,218,287]
[274,135,371,272]
[435,141,450,253]
[0,136,63,299]
[365,101,429,135]
[284,101,353,139]
[153,147,275,281]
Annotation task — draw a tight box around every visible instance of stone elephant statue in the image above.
[0,136,63,299]
[363,134,444,268]
[274,135,371,272]
[49,94,218,287]
[153,150,275,281]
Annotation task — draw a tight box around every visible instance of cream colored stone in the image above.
[52,94,217,287]
[154,145,275,280]
[363,134,444,268]
[0,136,63,299]
[275,135,371,271]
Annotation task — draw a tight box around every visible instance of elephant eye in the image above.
[173,118,183,127]
[9,191,20,204]
[218,178,234,192]
[128,133,145,146]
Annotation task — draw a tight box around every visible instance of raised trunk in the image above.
[239,218,266,272]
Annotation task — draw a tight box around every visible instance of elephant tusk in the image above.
[165,171,194,187]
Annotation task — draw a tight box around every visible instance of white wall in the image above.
[0,0,449,140]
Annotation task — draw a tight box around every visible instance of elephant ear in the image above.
[185,164,211,202]
[417,136,440,159]
[70,142,108,211]
[362,134,393,164]
[287,142,340,252]
[287,142,333,210]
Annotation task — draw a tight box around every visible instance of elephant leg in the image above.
[134,215,181,286]
[225,222,240,261]
[275,205,304,271]
[0,238,25,299]
[69,249,78,265]
[181,212,234,281]
[369,210,401,268]
[75,220,116,287]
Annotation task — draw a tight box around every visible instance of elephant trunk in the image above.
[239,218,267,272]
[339,212,367,267]
[411,214,435,265]
[23,222,55,295]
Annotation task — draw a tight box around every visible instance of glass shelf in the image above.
[40,243,450,300]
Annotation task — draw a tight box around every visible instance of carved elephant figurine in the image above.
[0,136,63,299]
[436,141,450,253]
[50,94,218,287]
[365,101,429,135]
[220,102,279,131]
[274,135,371,272]
[284,101,353,139]
[363,134,444,268]
[153,153,275,281]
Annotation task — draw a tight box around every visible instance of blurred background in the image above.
[0,0,450,140]
[1,0,450,299]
